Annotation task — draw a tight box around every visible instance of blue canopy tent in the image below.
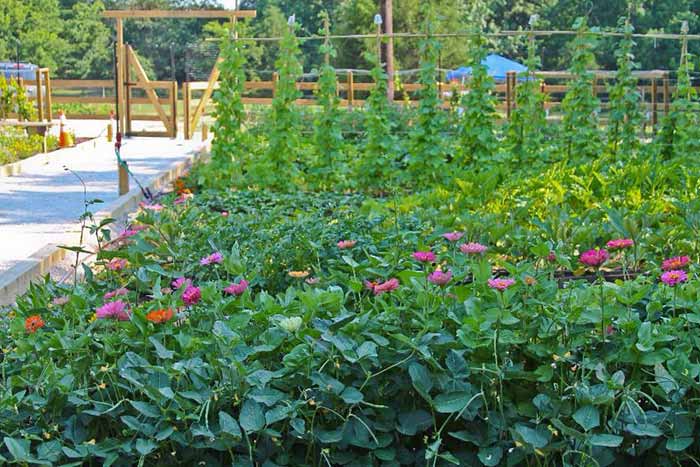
[446,54,528,82]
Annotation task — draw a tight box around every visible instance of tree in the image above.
[60,1,112,79]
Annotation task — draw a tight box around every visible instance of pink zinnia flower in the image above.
[200,252,224,266]
[460,242,487,255]
[182,285,201,306]
[365,278,400,296]
[428,270,452,286]
[104,287,128,300]
[337,240,357,249]
[51,296,69,306]
[140,202,163,211]
[221,211,229,217]
[224,279,249,296]
[546,251,557,262]
[488,277,516,291]
[174,193,193,205]
[442,232,464,242]
[106,258,129,271]
[305,277,320,285]
[118,228,139,239]
[96,300,130,321]
[579,249,609,268]
[661,270,688,287]
[172,277,192,290]
[413,251,436,263]
[662,256,690,271]
[606,238,634,250]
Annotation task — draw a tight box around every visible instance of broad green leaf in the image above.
[434,391,473,414]
[239,400,265,433]
[219,411,242,438]
[666,437,693,452]
[573,405,600,431]
[477,446,503,466]
[4,437,30,461]
[589,434,623,447]
[514,423,551,448]
[408,362,433,399]
[625,423,663,437]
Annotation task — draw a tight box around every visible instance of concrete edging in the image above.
[0,139,211,306]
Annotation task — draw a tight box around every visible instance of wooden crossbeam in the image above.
[126,46,172,133]
[103,10,256,19]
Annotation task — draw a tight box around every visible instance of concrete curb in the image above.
[0,136,108,177]
[0,139,211,306]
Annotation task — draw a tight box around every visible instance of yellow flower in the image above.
[43,432,51,440]
[100,365,109,372]
[98,382,107,389]
[288,270,310,279]
[88,313,97,323]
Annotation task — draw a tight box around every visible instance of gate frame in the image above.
[103,9,256,137]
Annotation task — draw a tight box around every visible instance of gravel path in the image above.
[0,133,204,275]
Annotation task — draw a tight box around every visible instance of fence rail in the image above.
[16,69,677,138]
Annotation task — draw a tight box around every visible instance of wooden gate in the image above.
[124,45,177,137]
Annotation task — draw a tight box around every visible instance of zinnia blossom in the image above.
[365,278,400,295]
[523,275,537,286]
[662,256,690,271]
[25,315,45,334]
[104,287,128,300]
[288,270,310,279]
[305,277,320,285]
[413,251,436,263]
[51,296,69,306]
[337,240,357,249]
[174,192,193,205]
[146,308,174,324]
[606,238,634,250]
[182,286,201,306]
[106,258,128,271]
[224,279,249,296]
[427,270,452,286]
[546,251,557,262]
[661,270,688,287]
[488,277,516,291]
[460,242,487,255]
[442,232,464,242]
[140,202,163,211]
[579,249,609,268]
[118,228,139,239]
[96,300,131,321]
[200,252,224,266]
[172,277,192,290]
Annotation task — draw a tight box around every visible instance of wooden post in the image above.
[201,124,208,141]
[347,71,354,109]
[272,72,279,97]
[170,80,177,138]
[506,71,515,119]
[35,69,44,122]
[183,81,191,139]
[663,77,670,116]
[17,78,24,121]
[116,17,125,133]
[382,0,395,102]
[118,164,129,195]
[651,79,658,131]
[44,69,52,121]
[124,43,132,135]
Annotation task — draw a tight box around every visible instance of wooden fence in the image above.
[19,69,674,139]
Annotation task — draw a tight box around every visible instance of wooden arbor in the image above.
[103,9,256,138]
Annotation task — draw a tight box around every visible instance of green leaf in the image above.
[135,438,156,456]
[219,411,242,438]
[129,401,160,418]
[625,423,663,437]
[514,423,551,448]
[573,405,600,431]
[589,434,623,447]
[477,446,503,466]
[446,350,469,378]
[4,437,30,461]
[340,387,364,404]
[149,337,174,359]
[666,437,693,452]
[408,362,433,400]
[397,410,432,436]
[434,391,473,414]
[239,400,265,433]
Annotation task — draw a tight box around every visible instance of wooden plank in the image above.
[347,71,354,108]
[127,80,175,88]
[116,17,125,132]
[127,45,172,131]
[48,79,114,88]
[183,82,191,139]
[170,81,177,138]
[190,56,222,136]
[43,70,52,121]
[127,130,172,137]
[125,44,132,134]
[35,69,44,122]
[103,10,256,19]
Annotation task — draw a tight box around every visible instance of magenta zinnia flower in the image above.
[488,277,516,291]
[662,256,690,271]
[104,287,128,300]
[579,249,609,268]
[365,278,400,296]
[413,251,436,263]
[442,232,464,242]
[661,270,688,287]
[224,279,249,296]
[182,285,201,306]
[172,277,192,290]
[460,242,487,255]
[428,270,452,286]
[106,258,129,271]
[546,251,557,262]
[200,252,224,266]
[96,300,130,321]
[606,238,634,250]
[337,240,357,249]
[140,202,163,211]
[174,193,193,205]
